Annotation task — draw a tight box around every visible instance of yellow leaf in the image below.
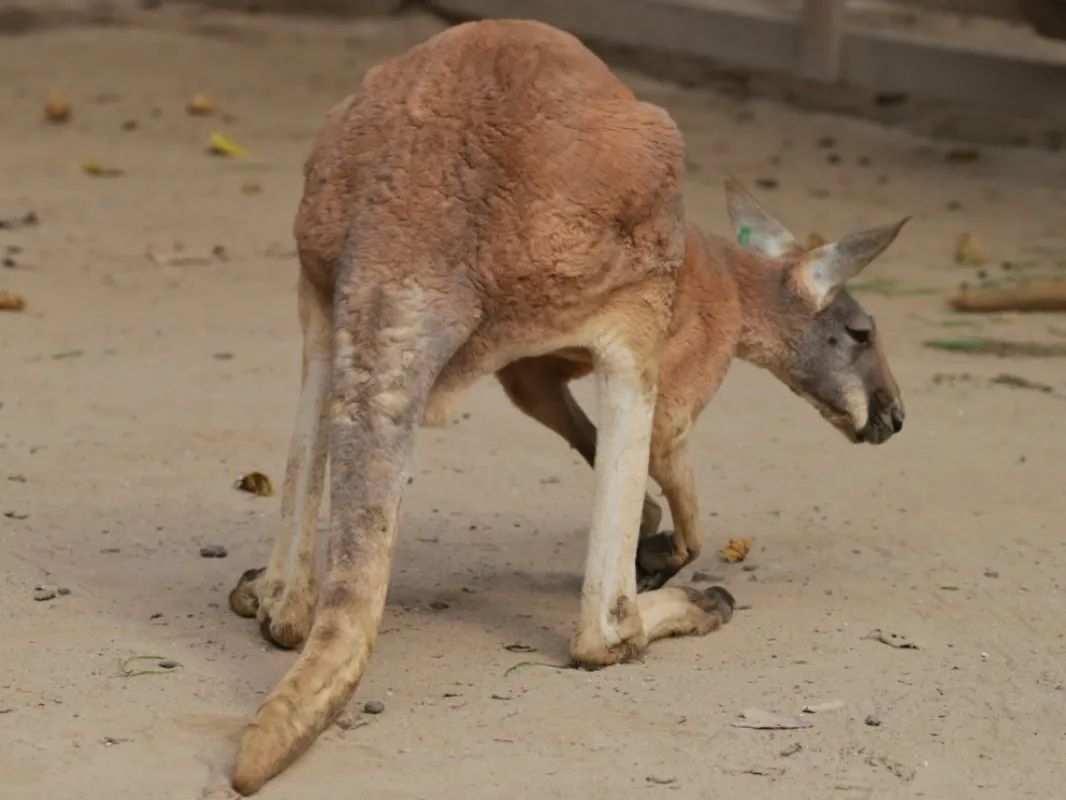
[806,232,826,250]
[82,160,123,177]
[208,132,246,158]
[720,537,751,563]
[954,232,985,266]
[235,471,273,497]
[44,90,71,124]
[187,94,216,116]
[0,290,26,311]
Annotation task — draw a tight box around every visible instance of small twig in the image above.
[950,281,1066,313]
[504,660,568,677]
[118,654,179,677]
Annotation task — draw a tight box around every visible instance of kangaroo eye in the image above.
[846,326,871,344]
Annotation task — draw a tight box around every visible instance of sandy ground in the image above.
[2,4,1065,799]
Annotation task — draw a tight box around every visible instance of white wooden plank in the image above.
[800,0,845,81]
[427,0,1066,110]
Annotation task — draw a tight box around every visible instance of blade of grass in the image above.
[118,654,178,677]
[850,278,939,297]
[504,660,568,677]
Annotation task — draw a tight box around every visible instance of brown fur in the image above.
[228,20,905,794]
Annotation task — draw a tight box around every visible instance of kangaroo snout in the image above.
[857,396,905,445]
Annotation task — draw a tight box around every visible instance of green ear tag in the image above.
[738,225,752,246]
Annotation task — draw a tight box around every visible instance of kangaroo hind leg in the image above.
[232,275,477,795]
[229,274,332,649]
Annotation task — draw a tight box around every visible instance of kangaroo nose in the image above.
[890,406,904,433]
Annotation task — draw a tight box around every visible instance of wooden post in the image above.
[800,0,845,81]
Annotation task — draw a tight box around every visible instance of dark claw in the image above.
[703,585,735,624]
[636,531,682,592]
[683,584,737,625]
[707,584,733,610]
[238,566,265,584]
[228,566,265,617]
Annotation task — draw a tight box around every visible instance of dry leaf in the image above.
[990,374,1053,393]
[82,160,123,178]
[720,537,751,563]
[0,291,26,311]
[44,90,71,123]
[806,232,826,250]
[864,628,919,649]
[734,767,786,777]
[208,132,246,158]
[802,700,845,713]
[236,471,273,497]
[0,211,38,230]
[946,148,981,163]
[146,243,227,266]
[645,776,677,785]
[187,94,216,116]
[732,708,813,730]
[954,233,985,266]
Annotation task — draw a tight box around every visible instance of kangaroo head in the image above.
[724,177,907,445]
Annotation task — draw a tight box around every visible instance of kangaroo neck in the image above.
[700,234,786,371]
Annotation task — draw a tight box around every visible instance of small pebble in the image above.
[33,587,57,602]
[158,659,179,669]
[57,587,70,596]
[780,742,803,757]
[865,714,882,727]
[363,700,385,715]
[984,569,999,578]
[199,544,228,558]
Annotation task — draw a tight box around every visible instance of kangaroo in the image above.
[226,19,906,794]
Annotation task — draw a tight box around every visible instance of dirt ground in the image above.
[2,4,1065,799]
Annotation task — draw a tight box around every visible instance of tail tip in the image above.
[231,725,278,796]
[231,764,267,797]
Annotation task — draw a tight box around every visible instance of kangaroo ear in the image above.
[795,217,910,309]
[724,175,799,257]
